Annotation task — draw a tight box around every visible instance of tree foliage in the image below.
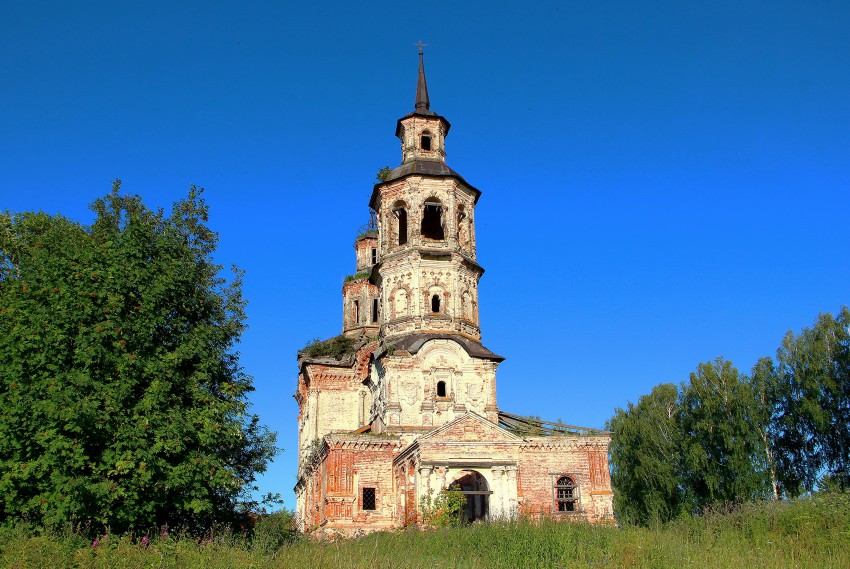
[773,307,850,493]
[0,183,277,532]
[609,307,849,525]
[679,358,774,510]
[608,384,684,525]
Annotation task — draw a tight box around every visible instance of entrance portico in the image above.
[394,412,523,522]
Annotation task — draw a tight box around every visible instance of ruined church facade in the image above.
[294,52,614,535]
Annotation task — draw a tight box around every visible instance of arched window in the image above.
[372,298,379,323]
[396,208,408,245]
[436,381,447,397]
[431,294,440,313]
[353,299,360,323]
[420,132,432,151]
[421,199,444,240]
[555,476,578,512]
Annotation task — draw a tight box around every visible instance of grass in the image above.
[1,493,848,568]
[299,335,357,360]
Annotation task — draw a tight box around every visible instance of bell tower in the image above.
[368,49,502,433]
[295,50,615,535]
[370,48,484,341]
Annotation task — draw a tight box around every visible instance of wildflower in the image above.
[162,530,168,540]
[92,539,99,548]
[141,535,149,547]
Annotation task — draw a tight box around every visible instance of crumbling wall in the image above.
[516,437,614,523]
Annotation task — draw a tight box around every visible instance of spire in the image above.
[414,43,430,111]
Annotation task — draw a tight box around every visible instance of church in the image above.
[294,51,614,535]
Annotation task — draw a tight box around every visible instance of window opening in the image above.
[431,294,440,313]
[421,135,431,151]
[362,487,376,511]
[372,298,379,323]
[353,300,360,323]
[421,202,444,240]
[555,476,578,512]
[394,208,408,246]
[436,381,447,397]
[371,248,377,264]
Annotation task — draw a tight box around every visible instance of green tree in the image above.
[375,166,392,182]
[678,358,774,510]
[750,356,782,499]
[774,308,850,492]
[0,183,278,532]
[608,383,685,525]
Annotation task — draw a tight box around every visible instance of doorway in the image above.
[450,470,490,522]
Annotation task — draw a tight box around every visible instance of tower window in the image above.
[353,299,360,323]
[436,381,446,397]
[431,294,440,313]
[372,298,379,323]
[421,135,431,151]
[371,248,377,264]
[362,487,376,511]
[421,202,444,240]
[394,208,408,246]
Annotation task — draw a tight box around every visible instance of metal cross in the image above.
[415,40,428,54]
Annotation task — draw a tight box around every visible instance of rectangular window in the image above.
[371,248,377,264]
[372,298,379,323]
[362,487,376,511]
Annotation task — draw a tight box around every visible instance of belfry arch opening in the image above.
[421,198,444,240]
[431,294,441,313]
[449,470,490,523]
[420,133,432,151]
[393,202,408,246]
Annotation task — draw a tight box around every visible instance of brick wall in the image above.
[516,437,613,522]
[299,435,402,536]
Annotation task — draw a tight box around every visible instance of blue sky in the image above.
[2,1,848,510]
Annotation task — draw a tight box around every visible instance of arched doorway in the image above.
[450,470,489,522]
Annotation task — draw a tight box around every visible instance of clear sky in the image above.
[2,1,848,511]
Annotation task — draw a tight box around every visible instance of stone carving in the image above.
[466,383,483,404]
[400,381,420,406]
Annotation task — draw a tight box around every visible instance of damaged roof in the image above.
[386,333,505,362]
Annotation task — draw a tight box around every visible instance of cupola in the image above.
[395,48,451,164]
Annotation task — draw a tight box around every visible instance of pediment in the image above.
[418,412,523,444]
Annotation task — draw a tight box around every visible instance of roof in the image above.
[415,48,430,112]
[385,333,505,362]
[369,159,481,209]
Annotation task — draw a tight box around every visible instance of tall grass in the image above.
[1,493,848,568]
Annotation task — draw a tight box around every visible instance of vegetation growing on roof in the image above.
[376,165,392,182]
[344,272,370,283]
[300,334,357,360]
